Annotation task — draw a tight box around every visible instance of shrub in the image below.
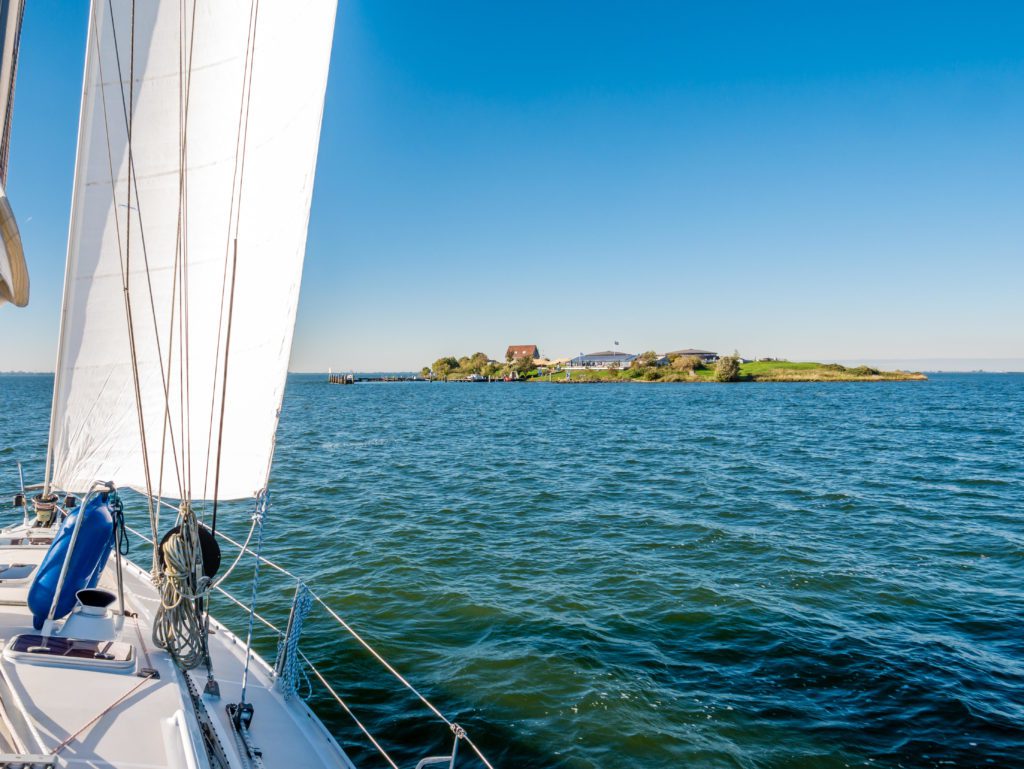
[847,365,880,376]
[714,353,741,382]
[670,355,703,372]
[631,350,659,368]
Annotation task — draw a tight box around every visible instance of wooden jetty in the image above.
[327,372,428,383]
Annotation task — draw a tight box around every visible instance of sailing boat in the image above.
[0,0,28,307]
[1,2,494,767]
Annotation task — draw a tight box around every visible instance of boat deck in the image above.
[0,537,353,768]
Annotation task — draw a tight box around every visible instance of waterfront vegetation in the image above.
[541,359,926,383]
[424,352,534,380]
[424,351,926,383]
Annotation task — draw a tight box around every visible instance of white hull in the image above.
[0,529,354,768]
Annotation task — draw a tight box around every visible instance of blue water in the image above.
[1,373,1022,769]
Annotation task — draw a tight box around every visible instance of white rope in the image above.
[209,513,258,589]
[152,507,209,669]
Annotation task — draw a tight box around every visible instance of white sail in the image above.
[48,0,337,499]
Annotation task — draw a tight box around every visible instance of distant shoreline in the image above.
[532,361,928,383]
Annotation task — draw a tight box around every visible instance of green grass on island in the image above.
[425,353,926,383]
[531,360,927,383]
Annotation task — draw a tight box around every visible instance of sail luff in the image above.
[44,1,98,494]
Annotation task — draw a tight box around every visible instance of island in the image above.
[422,350,926,383]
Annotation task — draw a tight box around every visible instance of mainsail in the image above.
[47,0,337,499]
[0,0,27,307]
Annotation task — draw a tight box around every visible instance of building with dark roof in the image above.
[665,348,719,363]
[568,351,637,369]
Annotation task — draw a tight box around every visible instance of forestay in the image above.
[48,0,336,499]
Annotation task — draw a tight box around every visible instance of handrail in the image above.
[120,522,495,769]
[299,649,401,769]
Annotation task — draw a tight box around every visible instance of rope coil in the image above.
[152,505,210,669]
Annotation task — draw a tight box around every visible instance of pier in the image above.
[327,373,428,384]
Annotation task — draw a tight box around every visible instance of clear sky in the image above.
[2,0,1022,372]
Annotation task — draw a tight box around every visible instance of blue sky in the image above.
[2,0,1022,371]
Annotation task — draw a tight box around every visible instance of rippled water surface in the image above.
[2,373,1022,769]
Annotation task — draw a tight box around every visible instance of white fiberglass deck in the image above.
[0,536,353,769]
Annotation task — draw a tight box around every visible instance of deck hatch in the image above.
[0,562,36,581]
[5,634,135,671]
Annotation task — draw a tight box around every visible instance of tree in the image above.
[714,351,741,382]
[469,352,490,374]
[420,367,431,379]
[432,356,458,381]
[512,354,535,376]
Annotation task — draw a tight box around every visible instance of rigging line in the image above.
[202,0,259,504]
[182,0,197,501]
[180,0,198,504]
[118,519,498,768]
[298,651,401,769]
[210,0,261,531]
[212,584,279,635]
[52,673,157,755]
[174,0,187,505]
[155,0,191,522]
[209,512,258,589]
[308,592,452,727]
[154,241,178,526]
[156,0,183,519]
[229,0,260,245]
[310,592,496,769]
[209,238,239,534]
[104,0,186,506]
[102,0,165,553]
[121,520,498,769]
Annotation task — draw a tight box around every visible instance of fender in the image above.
[27,492,115,629]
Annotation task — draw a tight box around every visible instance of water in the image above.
[1,373,1022,769]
